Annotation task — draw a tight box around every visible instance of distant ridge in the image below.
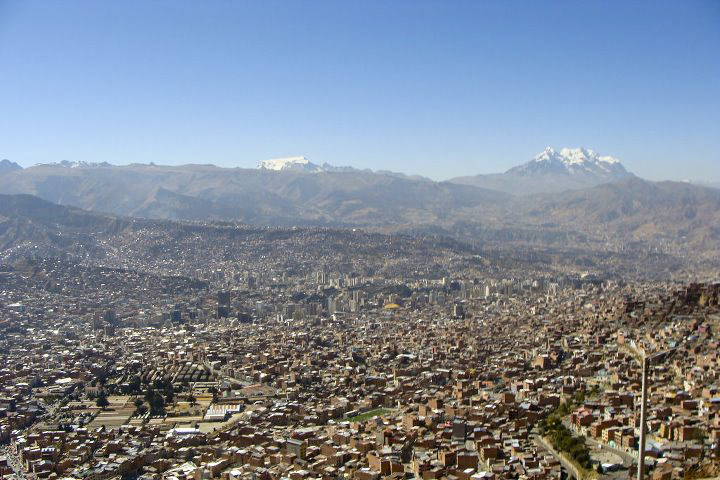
[0,159,22,175]
[0,158,720,255]
[0,160,507,226]
[0,151,718,258]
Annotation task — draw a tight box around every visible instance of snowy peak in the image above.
[37,160,112,168]
[449,147,634,194]
[258,156,324,172]
[559,147,619,165]
[533,147,620,166]
[508,147,629,177]
[258,156,359,173]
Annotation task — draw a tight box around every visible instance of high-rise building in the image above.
[217,291,231,306]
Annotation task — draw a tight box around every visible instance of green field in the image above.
[343,408,391,422]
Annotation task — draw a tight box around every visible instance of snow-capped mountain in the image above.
[258,156,364,174]
[258,156,325,172]
[36,160,112,169]
[449,147,633,195]
[507,147,628,176]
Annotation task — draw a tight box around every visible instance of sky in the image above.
[0,1,718,181]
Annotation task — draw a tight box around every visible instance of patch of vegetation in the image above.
[95,390,110,409]
[538,414,592,469]
[554,385,600,417]
[343,408,390,422]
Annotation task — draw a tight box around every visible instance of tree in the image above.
[128,375,142,394]
[96,391,110,409]
[165,387,175,404]
[149,391,165,415]
[144,387,155,402]
[187,393,197,406]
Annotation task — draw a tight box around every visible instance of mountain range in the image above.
[0,148,718,258]
[0,161,506,225]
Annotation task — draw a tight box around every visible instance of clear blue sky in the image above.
[0,0,718,181]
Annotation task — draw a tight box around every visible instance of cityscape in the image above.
[1,1,719,480]
[0,204,718,479]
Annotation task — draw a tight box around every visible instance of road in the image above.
[0,400,60,480]
[584,435,635,466]
[203,361,252,387]
[532,434,585,479]
[1,444,36,479]
[562,417,636,468]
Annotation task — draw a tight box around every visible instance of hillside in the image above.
[0,194,132,257]
[519,178,720,251]
[0,158,718,260]
[0,163,509,226]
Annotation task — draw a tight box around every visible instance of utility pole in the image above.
[633,347,676,480]
[637,355,649,480]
